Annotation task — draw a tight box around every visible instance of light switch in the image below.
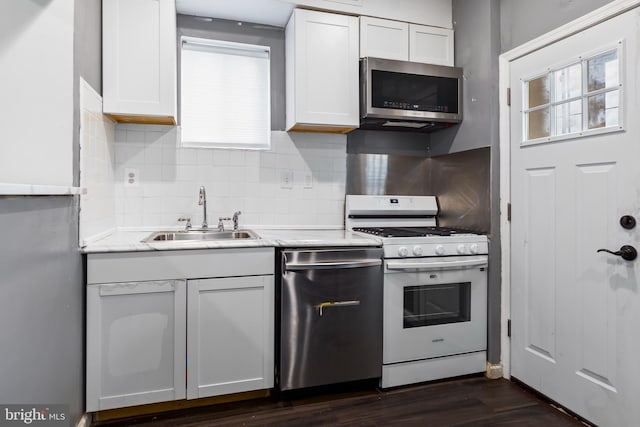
[304,173,313,189]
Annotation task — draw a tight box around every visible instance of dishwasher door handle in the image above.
[386,258,487,271]
[317,300,360,316]
[285,259,382,271]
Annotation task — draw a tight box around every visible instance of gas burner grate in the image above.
[353,226,477,238]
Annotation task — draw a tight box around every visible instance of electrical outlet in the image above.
[124,168,139,187]
[280,170,293,189]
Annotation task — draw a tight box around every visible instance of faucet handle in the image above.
[232,211,242,230]
[217,217,231,232]
[178,217,192,230]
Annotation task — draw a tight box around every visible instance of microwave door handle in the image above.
[285,259,382,271]
[386,259,487,271]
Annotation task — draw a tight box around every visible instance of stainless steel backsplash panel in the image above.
[431,148,490,234]
[347,154,431,196]
[346,147,490,234]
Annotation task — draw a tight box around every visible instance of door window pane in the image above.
[527,108,550,140]
[554,100,582,136]
[554,63,581,101]
[528,76,549,108]
[403,282,471,328]
[588,91,620,129]
[587,50,618,92]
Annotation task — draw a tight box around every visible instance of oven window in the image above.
[403,282,471,328]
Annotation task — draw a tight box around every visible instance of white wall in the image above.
[0,0,74,187]
[79,80,117,245]
[114,126,347,228]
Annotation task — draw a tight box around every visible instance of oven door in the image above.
[383,255,488,364]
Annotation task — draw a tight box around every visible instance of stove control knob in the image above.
[469,243,479,254]
[435,245,445,255]
[398,247,409,257]
[457,244,468,254]
[413,246,424,256]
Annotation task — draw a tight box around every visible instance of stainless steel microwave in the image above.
[360,57,463,132]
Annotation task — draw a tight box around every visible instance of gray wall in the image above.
[0,196,84,423]
[500,0,614,52]
[0,1,101,423]
[432,0,502,364]
[176,14,286,130]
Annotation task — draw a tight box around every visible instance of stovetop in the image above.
[352,226,477,238]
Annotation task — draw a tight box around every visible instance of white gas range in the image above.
[346,195,488,388]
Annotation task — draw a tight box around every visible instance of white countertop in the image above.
[82,228,381,254]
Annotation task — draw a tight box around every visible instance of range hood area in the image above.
[359,57,463,133]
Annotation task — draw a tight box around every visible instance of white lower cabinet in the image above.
[187,276,274,399]
[86,280,187,411]
[86,248,274,412]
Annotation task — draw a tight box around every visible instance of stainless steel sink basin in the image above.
[143,229,259,242]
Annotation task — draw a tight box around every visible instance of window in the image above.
[180,37,271,150]
[522,45,622,145]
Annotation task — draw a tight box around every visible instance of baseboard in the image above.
[485,362,503,379]
[76,413,91,427]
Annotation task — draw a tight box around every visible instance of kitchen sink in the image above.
[143,229,260,242]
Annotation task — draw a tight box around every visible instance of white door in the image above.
[86,280,186,411]
[186,276,274,399]
[510,8,640,427]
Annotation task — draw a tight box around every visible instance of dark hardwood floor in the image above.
[93,376,585,427]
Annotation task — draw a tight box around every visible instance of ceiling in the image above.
[176,0,295,27]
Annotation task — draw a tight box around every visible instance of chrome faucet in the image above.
[232,211,242,231]
[198,186,208,229]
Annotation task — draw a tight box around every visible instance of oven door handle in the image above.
[285,259,382,271]
[386,259,488,271]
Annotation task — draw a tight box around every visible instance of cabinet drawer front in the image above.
[87,247,274,284]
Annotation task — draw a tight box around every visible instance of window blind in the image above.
[180,38,271,149]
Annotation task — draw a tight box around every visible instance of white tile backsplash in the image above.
[114,126,348,228]
[79,79,117,245]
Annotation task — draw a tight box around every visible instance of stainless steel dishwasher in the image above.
[277,247,384,391]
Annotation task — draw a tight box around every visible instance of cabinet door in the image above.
[187,276,274,399]
[86,280,186,411]
[359,17,409,61]
[286,9,359,132]
[409,24,454,66]
[102,0,176,124]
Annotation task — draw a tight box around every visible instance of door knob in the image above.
[597,245,638,261]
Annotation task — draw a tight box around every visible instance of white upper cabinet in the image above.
[409,24,454,66]
[359,17,409,61]
[291,0,452,29]
[360,17,454,66]
[286,9,359,133]
[103,0,177,125]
